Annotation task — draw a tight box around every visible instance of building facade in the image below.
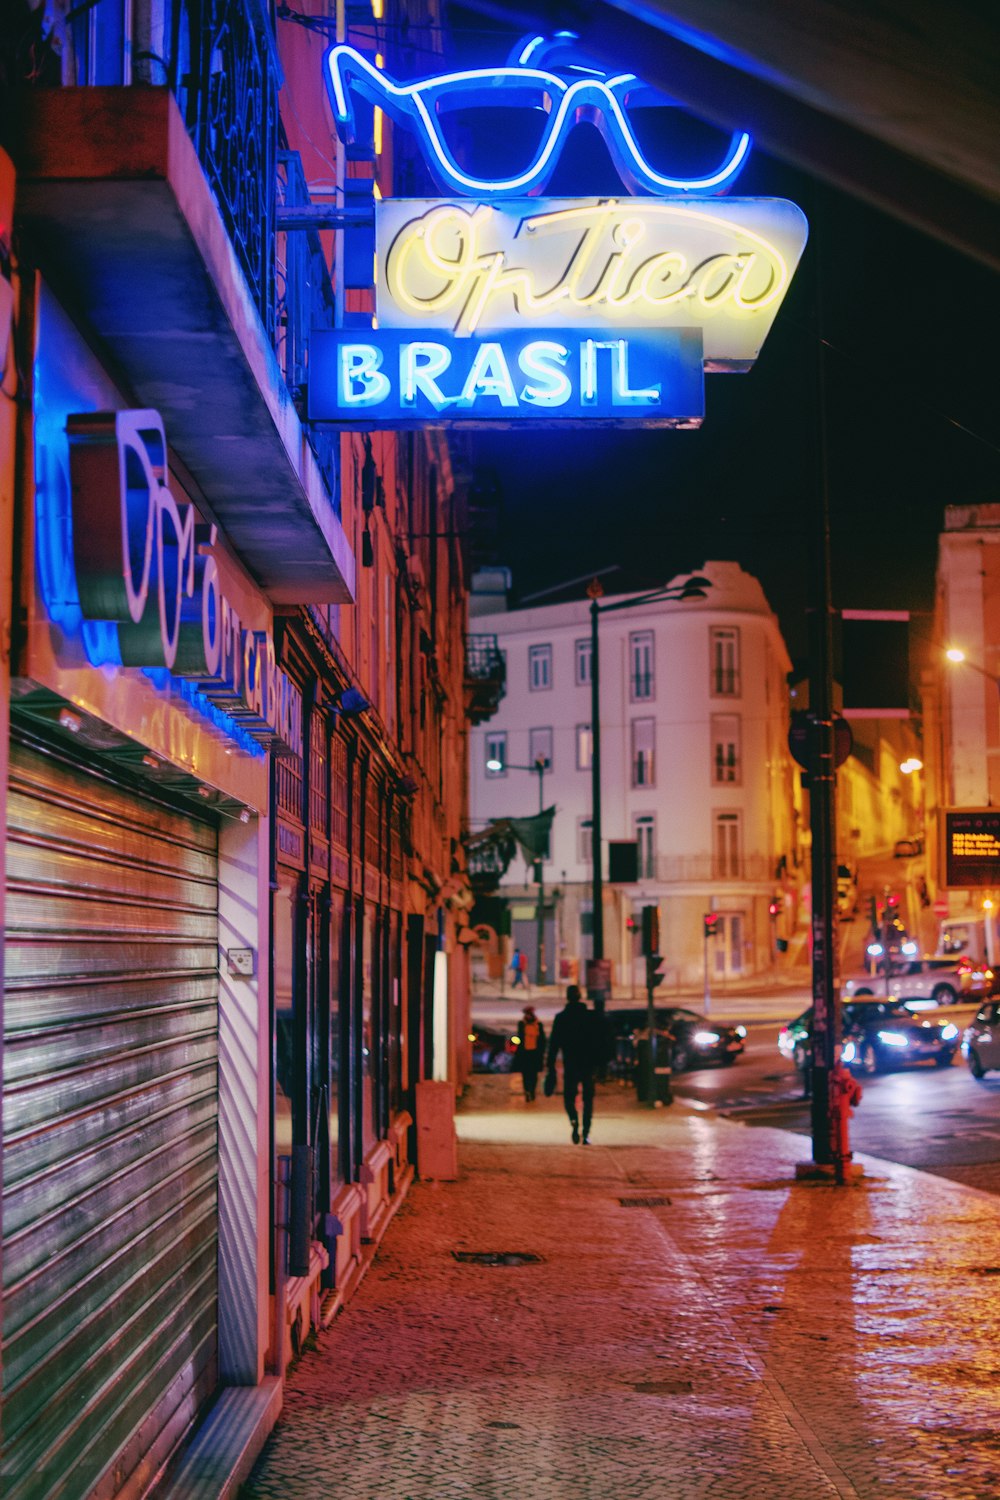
[923,503,1000,960]
[0,1,497,1495]
[469,562,802,992]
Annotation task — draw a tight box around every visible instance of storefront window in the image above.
[274,870,302,1159]
[327,891,344,1185]
[361,903,376,1155]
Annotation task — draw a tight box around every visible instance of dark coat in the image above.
[546,1000,599,1075]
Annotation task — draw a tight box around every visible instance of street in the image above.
[674,1022,1000,1195]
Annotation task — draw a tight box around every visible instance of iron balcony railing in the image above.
[52,0,343,501]
[464,635,506,724]
[655,854,777,883]
[277,148,339,501]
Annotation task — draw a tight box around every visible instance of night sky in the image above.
[432,9,1000,668]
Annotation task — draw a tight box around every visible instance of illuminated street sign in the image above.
[308,327,704,427]
[376,198,808,371]
[64,410,302,755]
[325,33,752,201]
[944,810,1000,888]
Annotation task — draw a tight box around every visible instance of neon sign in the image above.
[66,410,302,756]
[376,197,808,371]
[325,32,751,200]
[308,328,703,427]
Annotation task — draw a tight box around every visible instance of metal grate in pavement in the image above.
[632,1379,694,1395]
[618,1196,671,1207]
[452,1251,543,1266]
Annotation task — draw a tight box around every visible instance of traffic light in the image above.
[641,904,660,955]
[768,899,781,918]
[646,952,666,991]
[703,913,719,938]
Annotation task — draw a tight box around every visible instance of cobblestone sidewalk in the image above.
[242,1075,1000,1500]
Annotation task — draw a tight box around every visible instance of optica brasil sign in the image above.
[320,32,808,427]
[375,197,807,372]
[308,327,704,428]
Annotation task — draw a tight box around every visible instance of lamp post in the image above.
[586,575,711,1003]
[487,755,549,986]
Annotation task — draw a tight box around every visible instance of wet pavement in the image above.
[242,1073,1000,1499]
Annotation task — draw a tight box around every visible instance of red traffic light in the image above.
[768,900,781,917]
[703,913,719,937]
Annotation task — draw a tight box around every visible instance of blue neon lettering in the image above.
[339,345,391,406]
[401,341,452,407]
[459,343,518,407]
[613,339,660,405]
[518,341,572,407]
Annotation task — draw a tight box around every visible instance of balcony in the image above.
[655,855,777,884]
[9,0,354,606]
[465,635,506,725]
[464,825,516,894]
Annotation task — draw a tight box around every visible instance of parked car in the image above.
[844,956,992,1005]
[893,837,923,858]
[607,1006,746,1075]
[836,864,859,919]
[963,1000,1000,1079]
[779,1000,960,1074]
[469,1024,516,1073]
[841,1000,959,1074]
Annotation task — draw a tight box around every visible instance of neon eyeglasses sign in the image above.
[325,31,752,200]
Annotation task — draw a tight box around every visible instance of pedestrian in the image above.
[511,947,526,989]
[515,1005,546,1101]
[545,984,599,1144]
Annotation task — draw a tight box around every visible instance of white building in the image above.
[922,503,1000,962]
[469,561,802,992]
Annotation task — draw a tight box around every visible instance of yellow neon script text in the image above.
[385,201,789,335]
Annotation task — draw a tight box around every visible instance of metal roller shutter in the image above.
[2,735,219,1500]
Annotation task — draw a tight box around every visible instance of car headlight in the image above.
[842,1041,857,1062]
[901,941,918,956]
[941,1023,959,1041]
[736,1025,747,1038]
[693,1030,720,1046]
[878,1030,909,1047]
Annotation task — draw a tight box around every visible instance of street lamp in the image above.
[487,755,550,986]
[586,574,711,1003]
[944,646,1000,687]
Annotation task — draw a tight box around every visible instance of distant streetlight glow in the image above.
[945,647,965,663]
[486,758,503,771]
[900,757,923,774]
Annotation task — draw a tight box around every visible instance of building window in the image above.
[529,727,553,770]
[714,812,742,878]
[634,814,656,879]
[575,638,592,686]
[710,627,741,696]
[631,717,656,787]
[712,714,741,784]
[578,817,593,863]
[529,644,552,690]
[485,731,507,775]
[630,630,654,701]
[576,723,593,770]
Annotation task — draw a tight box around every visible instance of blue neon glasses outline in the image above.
[325,32,752,200]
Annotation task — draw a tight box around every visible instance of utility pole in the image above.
[588,583,604,969]
[806,197,841,1171]
[534,757,546,988]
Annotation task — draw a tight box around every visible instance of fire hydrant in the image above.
[829,1060,863,1183]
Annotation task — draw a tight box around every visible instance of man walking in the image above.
[545,985,599,1144]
